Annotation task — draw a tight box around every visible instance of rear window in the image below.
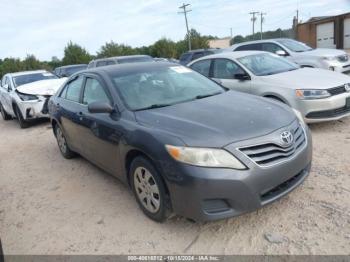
[179,53,191,62]
[64,65,87,76]
[235,43,262,51]
[13,72,58,87]
[117,56,154,64]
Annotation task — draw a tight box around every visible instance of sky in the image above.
[0,0,349,61]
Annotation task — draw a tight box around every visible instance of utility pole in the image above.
[260,12,266,40]
[296,9,299,23]
[249,12,260,38]
[230,27,233,38]
[179,3,192,51]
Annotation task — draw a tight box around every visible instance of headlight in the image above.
[16,91,39,101]
[165,145,246,169]
[295,89,330,100]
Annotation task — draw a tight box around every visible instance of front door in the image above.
[78,76,123,176]
[211,58,251,94]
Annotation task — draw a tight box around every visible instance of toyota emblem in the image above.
[280,131,293,147]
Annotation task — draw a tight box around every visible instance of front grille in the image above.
[306,105,350,119]
[337,54,349,62]
[239,124,306,166]
[328,85,347,96]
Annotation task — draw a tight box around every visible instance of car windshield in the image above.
[111,66,226,111]
[117,57,154,64]
[65,65,87,76]
[238,53,299,76]
[276,39,313,52]
[13,72,58,87]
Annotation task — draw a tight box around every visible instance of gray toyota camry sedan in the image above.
[49,62,312,222]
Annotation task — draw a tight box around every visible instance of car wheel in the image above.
[14,105,29,128]
[55,125,76,159]
[130,156,170,222]
[0,103,12,121]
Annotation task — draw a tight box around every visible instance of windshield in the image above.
[276,39,313,52]
[111,66,225,111]
[238,53,299,76]
[117,56,154,64]
[13,72,58,87]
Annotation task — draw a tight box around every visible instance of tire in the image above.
[54,124,76,159]
[13,104,29,128]
[130,156,171,222]
[0,103,11,121]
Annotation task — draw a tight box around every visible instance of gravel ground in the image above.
[0,117,349,255]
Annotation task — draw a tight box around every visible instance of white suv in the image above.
[228,38,350,74]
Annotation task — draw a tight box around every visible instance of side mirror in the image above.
[88,101,114,114]
[234,73,250,81]
[275,50,288,56]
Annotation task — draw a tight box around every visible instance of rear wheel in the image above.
[0,103,11,121]
[55,125,76,159]
[14,104,29,128]
[130,156,170,222]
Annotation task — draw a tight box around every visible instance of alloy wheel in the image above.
[56,127,67,154]
[133,167,161,213]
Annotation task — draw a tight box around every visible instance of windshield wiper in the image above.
[194,92,222,100]
[135,103,172,111]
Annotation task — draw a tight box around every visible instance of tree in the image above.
[150,38,177,58]
[62,41,92,65]
[97,41,136,58]
[187,29,209,50]
[230,35,245,45]
[22,54,42,70]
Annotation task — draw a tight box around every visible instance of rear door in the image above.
[211,58,251,93]
[78,75,122,175]
[55,75,85,152]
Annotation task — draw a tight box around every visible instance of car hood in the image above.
[300,48,346,58]
[135,91,296,147]
[260,68,350,89]
[16,78,67,96]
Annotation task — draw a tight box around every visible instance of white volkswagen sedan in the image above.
[188,51,350,123]
[0,70,66,128]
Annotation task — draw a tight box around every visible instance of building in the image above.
[296,12,350,50]
[208,37,231,49]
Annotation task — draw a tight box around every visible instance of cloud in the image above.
[0,0,348,60]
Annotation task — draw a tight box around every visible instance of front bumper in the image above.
[295,93,350,123]
[323,60,350,74]
[163,122,312,221]
[17,96,51,120]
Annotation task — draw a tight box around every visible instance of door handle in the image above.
[77,111,84,121]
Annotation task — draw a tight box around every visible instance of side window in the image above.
[191,52,204,61]
[212,59,244,79]
[62,76,84,102]
[262,43,284,53]
[190,60,211,77]
[96,60,108,67]
[1,76,8,87]
[106,60,116,65]
[235,43,262,51]
[179,53,191,62]
[83,78,110,105]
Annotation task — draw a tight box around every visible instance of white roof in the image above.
[188,50,267,64]
[9,70,48,77]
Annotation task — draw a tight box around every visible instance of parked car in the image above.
[49,62,312,222]
[154,58,180,64]
[228,38,350,74]
[0,70,66,128]
[54,64,87,77]
[87,55,154,68]
[188,51,350,123]
[179,48,223,65]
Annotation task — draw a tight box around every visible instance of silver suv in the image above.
[228,38,350,74]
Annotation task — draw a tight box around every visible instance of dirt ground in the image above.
[0,116,349,255]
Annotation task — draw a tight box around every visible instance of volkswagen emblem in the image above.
[280,131,293,147]
[345,84,350,92]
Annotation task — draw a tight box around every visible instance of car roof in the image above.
[230,38,291,48]
[9,70,49,77]
[91,55,152,63]
[80,62,178,76]
[56,64,87,69]
[188,50,267,64]
[183,48,221,54]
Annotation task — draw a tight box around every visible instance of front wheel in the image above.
[14,104,29,128]
[55,125,76,159]
[130,156,171,222]
[0,103,12,121]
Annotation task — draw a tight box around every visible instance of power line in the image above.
[249,11,260,36]
[178,3,192,51]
